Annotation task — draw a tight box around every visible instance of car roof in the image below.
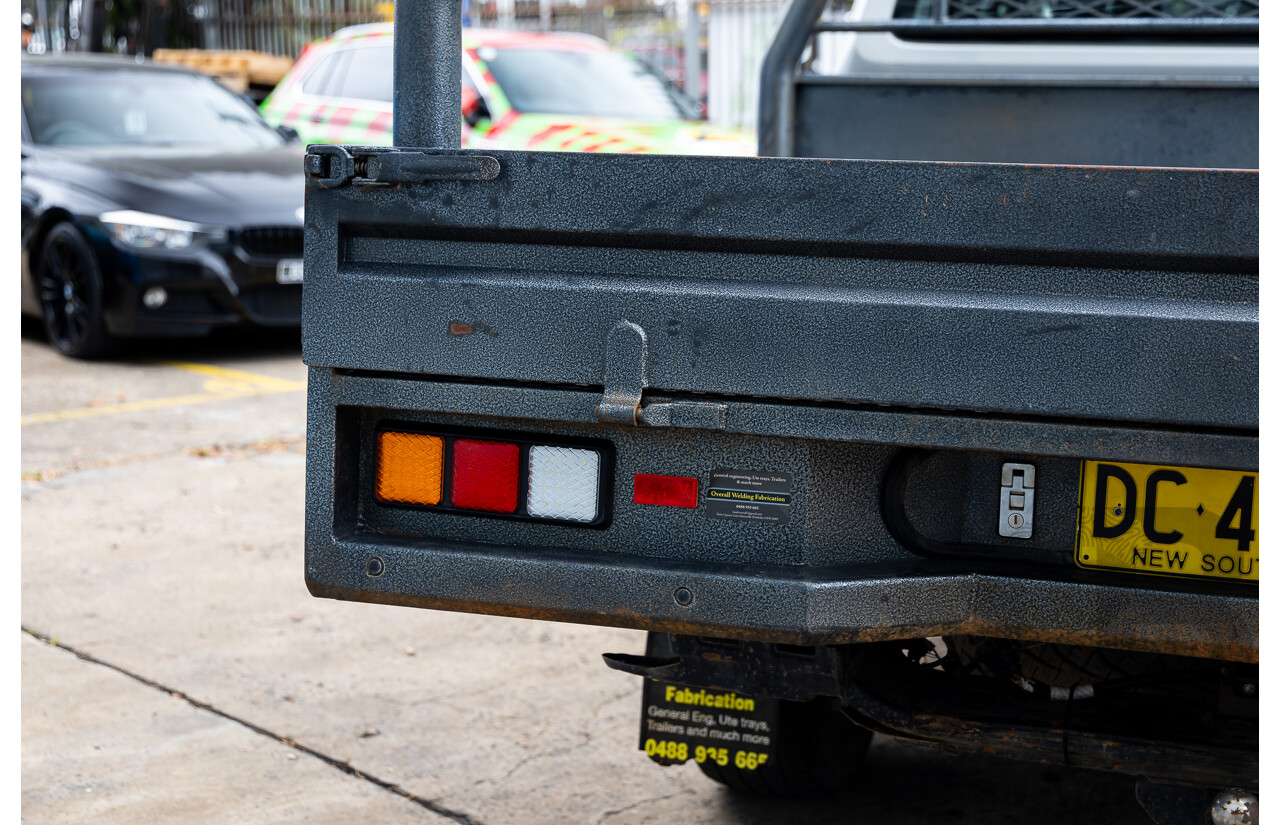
[21,54,203,76]
[327,23,609,52]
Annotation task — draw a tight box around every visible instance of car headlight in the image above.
[99,210,227,250]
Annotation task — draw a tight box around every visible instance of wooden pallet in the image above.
[152,49,295,92]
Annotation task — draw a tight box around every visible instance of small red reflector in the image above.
[633,474,698,508]
[451,439,520,513]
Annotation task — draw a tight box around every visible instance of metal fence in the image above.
[705,0,786,129]
[21,0,837,130]
[21,0,389,58]
[467,0,809,129]
[197,0,388,54]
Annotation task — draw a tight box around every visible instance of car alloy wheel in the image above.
[37,222,112,358]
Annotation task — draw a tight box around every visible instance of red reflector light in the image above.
[633,474,698,508]
[451,439,520,513]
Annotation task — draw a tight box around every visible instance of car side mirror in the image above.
[461,86,490,128]
[276,124,301,144]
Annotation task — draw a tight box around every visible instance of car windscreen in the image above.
[22,71,283,148]
[481,47,699,120]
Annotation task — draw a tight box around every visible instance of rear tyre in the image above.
[37,222,113,358]
[644,633,872,797]
[946,636,1200,691]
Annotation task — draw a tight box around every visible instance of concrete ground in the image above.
[21,327,1153,824]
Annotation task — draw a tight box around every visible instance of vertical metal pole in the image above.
[204,0,220,49]
[682,0,698,100]
[539,0,550,30]
[757,0,825,157]
[36,0,51,53]
[394,0,461,148]
[140,0,153,55]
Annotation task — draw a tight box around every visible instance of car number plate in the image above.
[276,259,304,284]
[1076,460,1257,583]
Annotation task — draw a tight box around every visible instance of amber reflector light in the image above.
[375,431,444,506]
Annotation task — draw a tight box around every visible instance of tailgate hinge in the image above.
[305,145,500,188]
[638,400,727,430]
[594,321,727,430]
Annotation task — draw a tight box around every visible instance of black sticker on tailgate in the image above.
[706,469,792,526]
[639,679,779,768]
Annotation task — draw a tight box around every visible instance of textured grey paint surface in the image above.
[305,530,1257,661]
[327,371,1257,470]
[304,370,1256,659]
[391,0,460,149]
[301,146,1256,655]
[303,150,1257,430]
[793,83,1259,168]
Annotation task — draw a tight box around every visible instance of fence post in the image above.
[36,0,51,52]
[203,2,221,49]
[683,0,699,100]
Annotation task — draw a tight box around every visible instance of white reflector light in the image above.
[527,445,600,522]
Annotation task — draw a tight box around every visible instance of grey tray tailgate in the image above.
[302,150,1257,430]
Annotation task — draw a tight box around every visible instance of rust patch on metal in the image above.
[448,320,497,337]
[957,618,1256,664]
[306,573,1258,664]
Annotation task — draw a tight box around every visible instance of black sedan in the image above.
[21,56,306,357]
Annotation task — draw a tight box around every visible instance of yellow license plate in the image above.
[1076,460,1257,583]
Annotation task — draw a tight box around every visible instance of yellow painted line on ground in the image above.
[153,360,307,392]
[21,361,306,427]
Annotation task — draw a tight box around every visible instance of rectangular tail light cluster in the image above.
[374,425,613,527]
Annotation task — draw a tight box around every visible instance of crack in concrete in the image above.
[471,734,591,790]
[471,685,639,791]
[589,688,635,720]
[22,626,485,825]
[595,788,695,824]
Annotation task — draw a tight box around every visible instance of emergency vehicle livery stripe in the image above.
[259,31,754,155]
